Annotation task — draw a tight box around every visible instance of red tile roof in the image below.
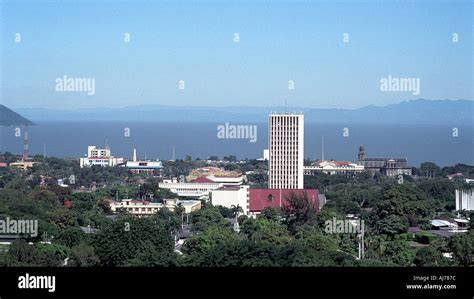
[249,189,318,212]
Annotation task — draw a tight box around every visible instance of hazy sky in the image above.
[1,0,472,109]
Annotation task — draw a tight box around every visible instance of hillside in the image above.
[14,99,473,125]
[0,105,35,126]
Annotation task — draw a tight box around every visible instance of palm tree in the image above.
[230,205,243,218]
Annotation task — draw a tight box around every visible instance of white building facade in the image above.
[304,161,365,175]
[211,185,250,215]
[79,145,123,168]
[158,182,223,198]
[455,189,474,211]
[268,113,304,189]
[206,175,244,185]
[124,148,163,174]
[109,198,201,217]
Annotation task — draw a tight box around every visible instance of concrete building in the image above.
[123,148,163,175]
[429,219,468,233]
[125,161,163,174]
[211,186,320,218]
[357,145,411,177]
[79,145,123,168]
[178,200,203,214]
[304,160,364,175]
[455,189,474,211]
[257,149,270,161]
[110,199,173,217]
[205,175,244,185]
[268,113,304,189]
[211,185,250,215]
[109,198,201,218]
[9,161,37,169]
[158,182,223,198]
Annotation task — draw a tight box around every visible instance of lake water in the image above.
[0,121,472,167]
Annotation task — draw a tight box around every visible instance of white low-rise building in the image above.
[304,160,364,175]
[206,175,244,186]
[123,148,163,174]
[80,145,123,168]
[158,182,223,198]
[179,200,203,214]
[125,160,163,174]
[211,185,250,215]
[109,198,201,217]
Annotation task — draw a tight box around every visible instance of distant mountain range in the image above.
[10,99,474,125]
[0,105,35,126]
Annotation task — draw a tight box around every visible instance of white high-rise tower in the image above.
[268,113,304,189]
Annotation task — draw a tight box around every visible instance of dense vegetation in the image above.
[0,155,472,267]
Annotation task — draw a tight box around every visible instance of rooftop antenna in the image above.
[22,126,29,161]
[105,139,109,150]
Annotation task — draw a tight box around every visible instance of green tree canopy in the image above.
[93,217,173,266]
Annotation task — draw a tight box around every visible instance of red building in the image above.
[248,189,319,216]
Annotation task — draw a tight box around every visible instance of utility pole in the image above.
[362,222,365,258]
[358,221,365,259]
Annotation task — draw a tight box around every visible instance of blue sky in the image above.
[1,0,472,109]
